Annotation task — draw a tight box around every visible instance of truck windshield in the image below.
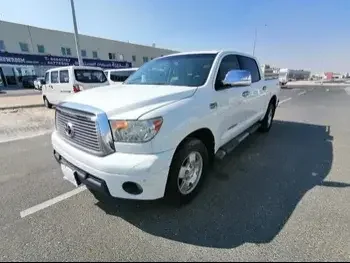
[124,54,217,87]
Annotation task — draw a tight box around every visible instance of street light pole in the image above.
[252,24,267,57]
[70,0,83,66]
[252,27,257,56]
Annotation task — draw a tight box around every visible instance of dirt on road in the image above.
[0,107,55,142]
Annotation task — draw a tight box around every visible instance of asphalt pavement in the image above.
[0,88,41,97]
[0,86,349,261]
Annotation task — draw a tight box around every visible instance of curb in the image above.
[0,104,44,111]
[286,84,350,88]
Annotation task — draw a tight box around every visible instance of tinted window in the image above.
[238,56,261,83]
[92,51,98,58]
[215,55,240,90]
[61,47,71,56]
[74,69,107,83]
[59,70,69,83]
[61,47,66,56]
[125,54,216,87]
[19,42,29,52]
[45,72,50,84]
[51,71,59,84]
[110,70,135,82]
[37,45,45,53]
[108,53,116,60]
[0,40,5,51]
[81,50,87,57]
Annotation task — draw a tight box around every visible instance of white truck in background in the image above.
[104,68,138,85]
[52,51,280,206]
[42,66,109,108]
[279,68,289,87]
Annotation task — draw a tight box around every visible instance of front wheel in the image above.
[259,101,276,133]
[165,138,209,206]
[43,96,52,109]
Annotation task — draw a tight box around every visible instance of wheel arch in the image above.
[172,128,216,164]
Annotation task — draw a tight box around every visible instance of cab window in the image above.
[59,70,70,83]
[51,71,59,84]
[237,56,261,83]
[215,55,240,90]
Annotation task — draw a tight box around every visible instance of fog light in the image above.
[122,182,143,195]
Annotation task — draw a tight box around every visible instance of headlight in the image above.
[109,117,163,143]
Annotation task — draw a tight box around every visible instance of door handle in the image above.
[242,91,250,98]
[209,102,218,109]
[262,86,267,91]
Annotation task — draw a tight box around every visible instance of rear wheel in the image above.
[43,96,52,109]
[165,138,209,206]
[259,101,276,133]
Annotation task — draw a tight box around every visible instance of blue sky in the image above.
[0,0,349,73]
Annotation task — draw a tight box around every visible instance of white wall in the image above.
[0,21,177,67]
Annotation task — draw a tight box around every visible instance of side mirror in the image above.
[222,70,252,87]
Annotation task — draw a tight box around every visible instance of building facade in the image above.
[261,64,279,80]
[0,21,177,87]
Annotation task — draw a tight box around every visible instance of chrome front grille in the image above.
[55,102,115,156]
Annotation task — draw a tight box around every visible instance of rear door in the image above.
[58,69,72,102]
[237,55,266,126]
[212,54,249,146]
[43,71,52,101]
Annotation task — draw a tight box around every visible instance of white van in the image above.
[42,66,109,108]
[104,68,138,84]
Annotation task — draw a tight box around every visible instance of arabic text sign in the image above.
[0,52,132,69]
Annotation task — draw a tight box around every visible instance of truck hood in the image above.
[64,84,197,119]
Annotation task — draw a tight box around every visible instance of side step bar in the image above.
[215,122,261,160]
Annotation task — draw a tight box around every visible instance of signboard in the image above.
[0,52,132,69]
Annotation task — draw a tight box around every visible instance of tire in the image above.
[164,138,209,206]
[43,96,52,109]
[259,100,276,133]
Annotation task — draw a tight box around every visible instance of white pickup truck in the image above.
[52,51,280,205]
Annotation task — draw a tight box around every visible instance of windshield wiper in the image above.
[149,82,168,85]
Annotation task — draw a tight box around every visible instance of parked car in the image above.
[34,77,45,90]
[22,75,37,89]
[104,68,138,84]
[52,51,280,205]
[42,66,109,108]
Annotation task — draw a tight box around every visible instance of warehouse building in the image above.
[0,21,176,87]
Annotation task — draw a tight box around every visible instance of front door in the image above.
[212,54,248,147]
[49,70,60,104]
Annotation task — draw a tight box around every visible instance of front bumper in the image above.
[52,131,175,200]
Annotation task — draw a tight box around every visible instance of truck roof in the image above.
[46,65,104,72]
[104,67,138,72]
[163,50,257,60]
